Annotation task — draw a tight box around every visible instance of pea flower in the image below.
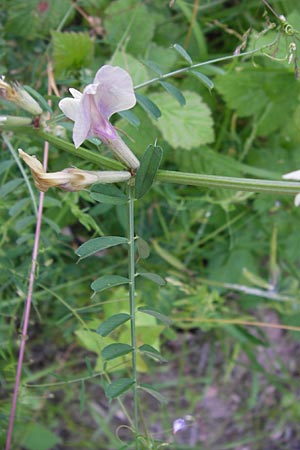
[19,149,131,193]
[0,78,42,115]
[58,65,140,171]
[282,169,300,206]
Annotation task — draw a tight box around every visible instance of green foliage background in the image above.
[1,0,300,449]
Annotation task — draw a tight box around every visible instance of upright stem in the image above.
[128,181,138,438]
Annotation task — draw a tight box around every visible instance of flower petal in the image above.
[18,148,44,174]
[282,169,300,181]
[294,193,300,207]
[69,88,82,99]
[92,65,136,118]
[59,97,80,122]
[72,93,93,148]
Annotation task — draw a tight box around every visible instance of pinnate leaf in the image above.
[172,43,193,64]
[135,145,163,199]
[136,237,151,259]
[191,70,214,90]
[139,383,168,404]
[97,313,131,337]
[105,378,135,399]
[139,344,167,363]
[75,236,128,260]
[136,93,161,119]
[138,272,166,286]
[91,275,129,294]
[101,343,133,361]
[159,81,186,106]
[138,307,172,326]
[90,184,127,205]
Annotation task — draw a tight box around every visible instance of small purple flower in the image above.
[59,65,139,170]
[173,418,187,434]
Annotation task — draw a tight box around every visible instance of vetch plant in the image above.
[5,45,300,448]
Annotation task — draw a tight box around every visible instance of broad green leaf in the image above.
[91,275,129,293]
[172,43,193,64]
[75,328,106,354]
[101,343,133,361]
[159,81,186,106]
[215,67,299,135]
[0,179,22,197]
[97,313,131,337]
[138,272,166,286]
[75,236,128,260]
[139,344,167,363]
[135,145,163,199]
[139,383,168,404]
[191,70,214,90]
[90,184,127,205]
[19,422,61,450]
[105,378,135,399]
[149,91,214,149]
[52,31,94,75]
[136,93,161,119]
[138,307,173,326]
[5,0,73,40]
[104,0,155,56]
[136,237,150,259]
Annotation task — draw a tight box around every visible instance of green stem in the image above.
[34,131,300,195]
[156,170,300,194]
[134,47,274,91]
[128,180,138,439]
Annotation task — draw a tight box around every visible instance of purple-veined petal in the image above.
[93,115,117,142]
[92,65,136,118]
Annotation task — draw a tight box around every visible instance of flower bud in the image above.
[0,79,42,115]
[0,115,32,128]
[18,149,131,193]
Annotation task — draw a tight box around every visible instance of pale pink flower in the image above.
[59,65,139,171]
